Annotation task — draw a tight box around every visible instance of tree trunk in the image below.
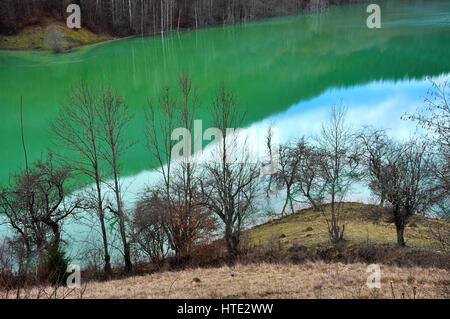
[307,195,319,211]
[281,196,289,217]
[379,191,385,207]
[330,192,340,242]
[96,178,112,276]
[112,164,132,273]
[48,220,61,248]
[119,215,132,272]
[396,224,406,246]
[225,222,239,256]
[289,197,295,215]
[99,213,112,275]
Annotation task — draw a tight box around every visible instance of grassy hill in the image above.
[0,19,112,51]
[244,202,445,249]
[233,203,449,270]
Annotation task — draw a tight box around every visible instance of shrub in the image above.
[38,240,70,286]
[44,26,65,53]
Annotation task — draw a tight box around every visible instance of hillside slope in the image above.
[244,202,447,250]
[0,19,112,51]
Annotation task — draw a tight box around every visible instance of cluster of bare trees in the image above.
[0,76,448,284]
[198,85,261,255]
[136,76,260,261]
[0,158,84,293]
[0,73,262,283]
[267,81,449,246]
[50,81,135,275]
[134,76,448,258]
[0,131,82,282]
[404,80,450,206]
[139,74,218,262]
[0,81,136,286]
[0,0,364,36]
[267,105,362,243]
[359,131,438,246]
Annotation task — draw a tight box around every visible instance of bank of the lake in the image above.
[0,1,369,52]
[0,18,114,52]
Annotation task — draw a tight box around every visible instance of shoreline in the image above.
[0,1,369,53]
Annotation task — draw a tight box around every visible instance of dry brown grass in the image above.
[6,261,449,299]
[2,203,447,299]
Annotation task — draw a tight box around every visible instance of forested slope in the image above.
[0,0,368,36]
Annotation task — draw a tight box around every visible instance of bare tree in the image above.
[267,142,299,216]
[97,85,135,273]
[44,26,65,53]
[145,81,178,255]
[290,138,323,211]
[200,84,261,255]
[405,79,450,150]
[315,104,361,243]
[25,155,81,248]
[145,73,216,259]
[51,80,112,276]
[0,238,15,274]
[266,135,322,215]
[404,79,450,204]
[0,178,46,271]
[169,73,215,257]
[0,154,81,279]
[358,127,391,207]
[132,189,169,267]
[360,130,437,246]
[386,141,437,246]
[168,165,218,257]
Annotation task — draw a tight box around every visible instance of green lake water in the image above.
[1,0,449,186]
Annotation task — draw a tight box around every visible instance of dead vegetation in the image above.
[4,262,447,299]
[2,202,448,299]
